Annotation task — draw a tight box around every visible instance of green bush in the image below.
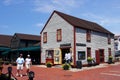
[46,62,53,68]
[0,58,4,66]
[11,62,17,66]
[62,63,70,70]
[87,57,93,62]
[4,61,10,65]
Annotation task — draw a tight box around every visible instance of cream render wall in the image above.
[41,13,74,63]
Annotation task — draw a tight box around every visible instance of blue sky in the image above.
[0,0,120,35]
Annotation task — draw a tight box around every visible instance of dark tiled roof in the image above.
[0,34,12,47]
[15,33,40,41]
[52,11,113,34]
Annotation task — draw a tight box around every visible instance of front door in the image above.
[95,50,100,64]
[95,49,104,64]
[99,49,104,63]
[61,48,70,64]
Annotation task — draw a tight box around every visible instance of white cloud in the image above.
[33,0,86,13]
[3,0,24,6]
[3,0,12,5]
[82,13,120,35]
[82,13,120,26]
[36,23,44,28]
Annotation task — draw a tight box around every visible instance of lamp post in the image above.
[8,66,12,80]
[28,71,34,80]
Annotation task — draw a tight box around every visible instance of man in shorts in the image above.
[16,54,24,77]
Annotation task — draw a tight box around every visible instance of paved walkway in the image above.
[2,62,120,80]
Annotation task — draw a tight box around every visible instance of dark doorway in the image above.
[61,48,70,64]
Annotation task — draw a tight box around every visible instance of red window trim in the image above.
[86,30,91,42]
[108,48,111,56]
[57,29,62,42]
[87,47,91,57]
[43,32,47,43]
[108,34,111,44]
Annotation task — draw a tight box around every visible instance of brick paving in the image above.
[2,62,120,80]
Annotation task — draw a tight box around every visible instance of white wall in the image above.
[75,28,114,64]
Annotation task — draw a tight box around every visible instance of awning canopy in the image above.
[1,51,10,55]
[0,47,11,55]
[0,47,10,51]
[1,46,40,55]
[18,46,40,51]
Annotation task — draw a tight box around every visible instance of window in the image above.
[78,51,85,60]
[57,29,62,41]
[87,47,91,57]
[43,32,47,43]
[86,30,91,42]
[108,48,111,56]
[108,34,111,44]
[46,50,54,59]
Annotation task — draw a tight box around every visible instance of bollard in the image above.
[8,66,12,80]
[28,71,35,80]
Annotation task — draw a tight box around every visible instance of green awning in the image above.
[0,47,10,51]
[1,51,10,55]
[18,46,40,51]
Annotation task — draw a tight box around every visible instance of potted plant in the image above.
[108,56,113,64]
[62,63,70,70]
[87,57,93,67]
[46,62,53,68]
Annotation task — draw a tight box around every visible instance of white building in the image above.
[40,11,114,66]
[114,35,120,51]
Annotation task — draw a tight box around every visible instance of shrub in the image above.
[62,63,70,70]
[46,62,53,68]
[108,56,113,64]
[0,58,4,65]
[11,62,17,66]
[87,57,93,62]
[4,61,10,65]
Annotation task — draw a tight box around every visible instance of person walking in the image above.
[16,54,24,77]
[25,55,32,75]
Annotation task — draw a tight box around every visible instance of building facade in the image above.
[10,33,40,64]
[40,11,114,66]
[114,35,120,51]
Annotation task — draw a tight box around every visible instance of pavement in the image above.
[2,62,120,80]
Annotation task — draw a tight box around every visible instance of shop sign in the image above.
[60,43,71,47]
[76,43,86,46]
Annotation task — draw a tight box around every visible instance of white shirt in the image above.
[67,53,71,60]
[16,57,24,64]
[65,53,68,60]
[25,58,31,64]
